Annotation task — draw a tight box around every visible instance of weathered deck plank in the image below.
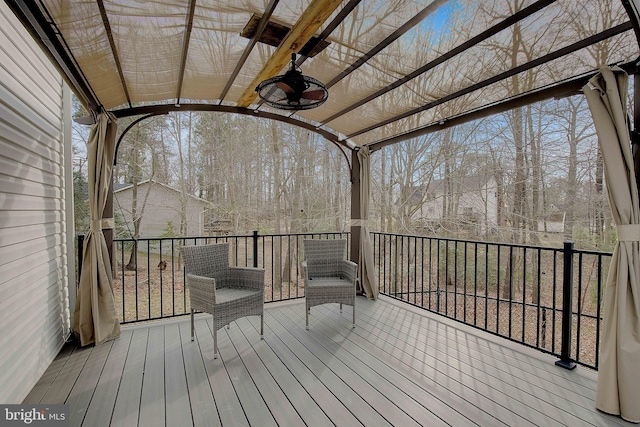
[24,297,637,427]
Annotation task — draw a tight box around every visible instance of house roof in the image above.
[114,179,213,205]
[6,0,639,152]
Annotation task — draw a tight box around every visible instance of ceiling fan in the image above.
[256,53,328,110]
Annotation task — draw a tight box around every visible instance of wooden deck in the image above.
[24,296,633,427]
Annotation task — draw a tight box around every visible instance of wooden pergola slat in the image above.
[236,0,343,108]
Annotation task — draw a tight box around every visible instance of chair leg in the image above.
[191,309,195,341]
[352,304,356,328]
[260,314,264,339]
[306,305,310,330]
[340,303,343,313]
[213,320,218,359]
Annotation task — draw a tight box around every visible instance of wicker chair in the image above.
[302,239,357,329]
[181,243,264,359]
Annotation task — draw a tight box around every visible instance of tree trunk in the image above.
[564,102,578,241]
[271,123,283,289]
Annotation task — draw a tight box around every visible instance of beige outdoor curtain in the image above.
[584,67,640,423]
[358,147,378,300]
[73,112,121,346]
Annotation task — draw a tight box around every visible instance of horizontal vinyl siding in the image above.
[0,2,69,404]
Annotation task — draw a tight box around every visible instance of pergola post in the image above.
[350,148,362,293]
[634,74,640,198]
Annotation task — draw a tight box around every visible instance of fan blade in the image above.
[276,82,294,93]
[301,89,326,101]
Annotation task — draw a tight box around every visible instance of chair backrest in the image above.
[303,239,347,278]
[181,243,230,277]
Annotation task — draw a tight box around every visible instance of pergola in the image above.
[5,0,640,422]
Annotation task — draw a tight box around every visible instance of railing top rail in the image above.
[370,231,613,256]
[113,231,350,242]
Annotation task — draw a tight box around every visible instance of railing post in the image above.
[556,240,577,370]
[77,233,85,285]
[252,230,259,268]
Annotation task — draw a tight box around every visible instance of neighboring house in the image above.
[410,175,501,233]
[114,179,214,237]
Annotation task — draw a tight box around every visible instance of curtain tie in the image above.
[616,224,640,241]
[350,219,367,226]
[91,218,115,231]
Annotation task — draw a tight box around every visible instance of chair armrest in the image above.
[339,260,358,284]
[228,266,265,292]
[186,273,216,305]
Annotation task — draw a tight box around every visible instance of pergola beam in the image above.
[219,0,280,103]
[175,0,197,105]
[295,0,363,66]
[106,104,353,173]
[97,0,131,108]
[349,21,634,140]
[105,103,352,151]
[366,60,640,152]
[324,0,448,90]
[5,0,101,112]
[320,0,557,125]
[236,0,343,107]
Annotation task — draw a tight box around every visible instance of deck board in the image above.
[110,328,147,427]
[66,338,113,426]
[341,301,628,427]
[265,307,393,426]
[224,319,306,427]
[270,305,436,426]
[194,319,248,427]
[25,296,637,427]
[177,321,220,427]
[252,312,362,426]
[139,325,165,427]
[165,323,193,427]
[301,304,497,427]
[83,330,132,427]
[236,318,335,427]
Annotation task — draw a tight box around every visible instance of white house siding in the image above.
[0,2,71,403]
[115,181,210,238]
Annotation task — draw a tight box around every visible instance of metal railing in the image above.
[372,232,610,370]
[103,232,348,324]
[78,230,610,370]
